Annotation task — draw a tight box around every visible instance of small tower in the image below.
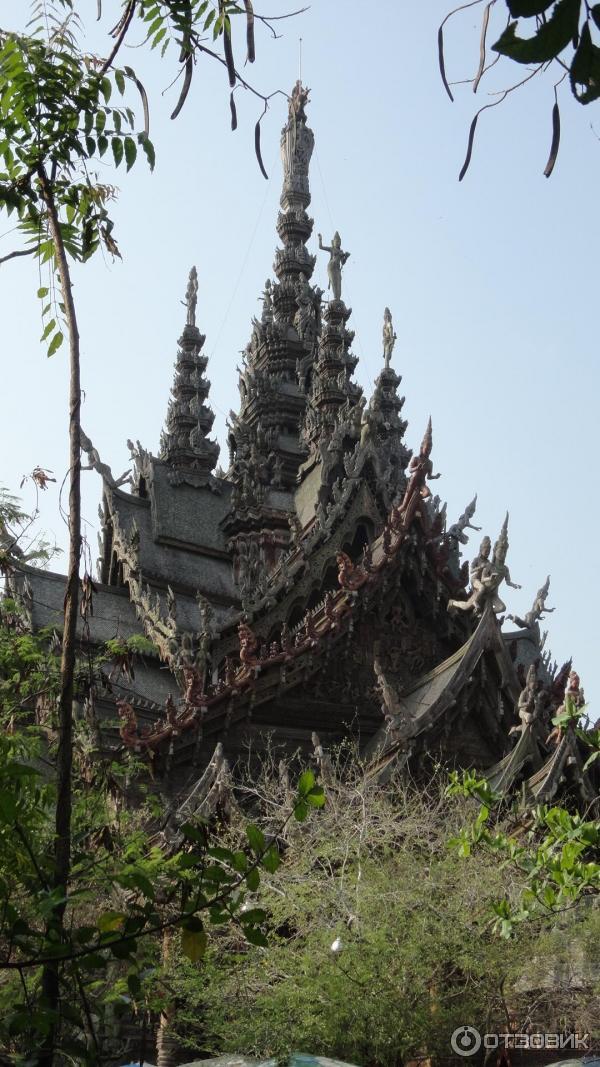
[160,267,220,485]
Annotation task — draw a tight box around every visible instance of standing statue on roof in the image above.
[183,265,198,328]
[510,663,539,738]
[382,307,397,369]
[260,278,274,324]
[402,418,440,508]
[289,79,310,122]
[318,231,350,302]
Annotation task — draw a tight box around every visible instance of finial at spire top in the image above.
[383,307,397,369]
[288,79,310,124]
[183,265,198,328]
[421,416,433,457]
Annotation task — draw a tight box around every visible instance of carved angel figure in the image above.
[447,495,481,546]
[448,514,520,616]
[509,575,555,630]
[238,621,259,667]
[318,231,350,301]
[336,550,368,591]
[382,307,397,368]
[80,428,130,488]
[181,265,198,327]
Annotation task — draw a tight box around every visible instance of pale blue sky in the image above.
[1,1,598,703]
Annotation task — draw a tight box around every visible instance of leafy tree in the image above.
[447,705,600,935]
[0,596,325,1063]
[0,3,302,1062]
[440,0,600,177]
[161,752,598,1065]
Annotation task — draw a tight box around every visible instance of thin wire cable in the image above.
[209,149,278,365]
[314,147,377,392]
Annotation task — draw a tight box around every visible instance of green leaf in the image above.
[246,867,260,891]
[124,136,137,171]
[180,821,207,844]
[47,331,64,357]
[493,0,581,63]
[239,907,267,924]
[112,137,124,167]
[246,823,265,854]
[181,914,204,933]
[244,926,268,947]
[294,799,309,823]
[98,911,126,933]
[110,939,135,960]
[307,784,326,808]
[37,287,48,298]
[138,133,155,171]
[261,844,280,874]
[78,952,107,971]
[298,769,315,796]
[508,0,556,12]
[40,318,56,342]
[127,971,142,997]
[115,69,126,95]
[181,926,207,962]
[0,790,17,822]
[570,22,600,102]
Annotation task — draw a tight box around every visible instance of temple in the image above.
[9,84,598,807]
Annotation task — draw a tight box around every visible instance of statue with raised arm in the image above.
[448,513,521,616]
[260,278,274,324]
[80,428,130,488]
[509,575,555,630]
[288,79,310,123]
[382,307,397,369]
[183,265,198,327]
[447,495,482,546]
[318,231,350,301]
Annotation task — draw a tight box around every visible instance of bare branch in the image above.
[0,247,35,266]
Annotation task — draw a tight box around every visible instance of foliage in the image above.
[0,485,57,570]
[447,761,600,936]
[0,5,304,1061]
[162,753,597,1065]
[440,0,600,178]
[0,610,324,1062]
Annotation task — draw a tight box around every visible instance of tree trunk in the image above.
[36,165,82,1067]
[156,928,178,1067]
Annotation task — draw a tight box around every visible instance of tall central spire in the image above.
[223,83,320,593]
[226,82,318,493]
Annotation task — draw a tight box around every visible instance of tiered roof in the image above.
[6,85,596,811]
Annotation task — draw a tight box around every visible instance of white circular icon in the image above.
[451,1026,482,1057]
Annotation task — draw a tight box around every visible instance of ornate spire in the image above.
[352,307,409,503]
[227,84,319,493]
[160,267,219,485]
[302,297,362,455]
